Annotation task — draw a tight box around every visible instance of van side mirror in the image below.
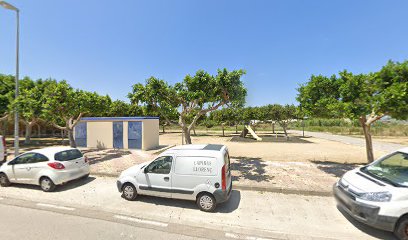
[144,167,148,174]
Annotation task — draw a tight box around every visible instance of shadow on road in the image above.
[230,135,313,143]
[336,205,396,240]
[130,190,241,213]
[9,176,96,192]
[312,161,361,178]
[231,157,274,182]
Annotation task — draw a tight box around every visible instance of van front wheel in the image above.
[197,193,216,212]
[395,216,408,240]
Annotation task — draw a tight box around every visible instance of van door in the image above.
[137,156,173,198]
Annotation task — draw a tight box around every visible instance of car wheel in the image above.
[196,193,216,212]
[395,216,408,240]
[0,173,10,187]
[122,183,137,201]
[40,177,56,192]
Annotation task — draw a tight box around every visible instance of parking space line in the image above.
[114,215,168,227]
[36,203,75,211]
[225,233,272,240]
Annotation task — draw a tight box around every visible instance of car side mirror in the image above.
[144,167,148,174]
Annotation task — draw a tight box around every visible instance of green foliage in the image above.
[297,60,408,121]
[128,68,247,143]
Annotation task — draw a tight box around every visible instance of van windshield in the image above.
[361,152,408,187]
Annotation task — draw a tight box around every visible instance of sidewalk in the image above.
[84,148,358,196]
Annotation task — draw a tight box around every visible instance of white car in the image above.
[334,147,408,240]
[0,135,6,163]
[0,146,90,192]
[117,144,232,212]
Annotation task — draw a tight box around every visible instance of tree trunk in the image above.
[222,124,225,137]
[183,127,192,144]
[37,124,41,137]
[235,124,238,134]
[162,125,165,133]
[24,123,33,144]
[360,116,374,163]
[192,125,196,136]
[272,122,275,134]
[68,129,76,148]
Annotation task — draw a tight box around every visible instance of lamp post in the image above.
[0,1,20,156]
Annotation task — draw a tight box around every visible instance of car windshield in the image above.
[362,152,408,187]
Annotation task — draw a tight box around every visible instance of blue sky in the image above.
[0,0,407,106]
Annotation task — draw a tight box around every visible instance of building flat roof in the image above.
[80,117,159,121]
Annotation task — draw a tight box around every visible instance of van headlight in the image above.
[359,192,392,202]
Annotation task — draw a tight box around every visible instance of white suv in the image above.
[0,135,6,163]
[0,146,90,192]
[117,144,232,212]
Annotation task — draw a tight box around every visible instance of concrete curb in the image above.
[90,172,333,197]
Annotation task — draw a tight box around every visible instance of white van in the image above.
[117,144,232,212]
[0,135,6,163]
[334,147,408,239]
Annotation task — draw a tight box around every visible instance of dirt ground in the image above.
[2,132,393,193]
[160,131,387,164]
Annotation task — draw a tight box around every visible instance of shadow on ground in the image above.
[312,161,362,178]
[83,149,132,165]
[9,176,95,192]
[230,135,313,143]
[231,157,274,182]
[336,205,396,240]
[130,190,241,213]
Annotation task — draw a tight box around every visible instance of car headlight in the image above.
[359,192,392,202]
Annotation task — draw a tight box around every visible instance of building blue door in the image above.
[75,122,87,147]
[128,121,142,149]
[113,122,123,149]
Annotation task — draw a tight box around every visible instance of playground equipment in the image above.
[240,125,262,141]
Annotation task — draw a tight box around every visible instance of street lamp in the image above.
[0,1,20,156]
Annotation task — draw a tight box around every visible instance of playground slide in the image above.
[245,125,262,141]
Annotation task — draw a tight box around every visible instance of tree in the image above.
[270,104,298,139]
[129,69,246,144]
[297,60,408,162]
[42,80,108,147]
[14,78,47,144]
[107,100,131,117]
[0,74,15,121]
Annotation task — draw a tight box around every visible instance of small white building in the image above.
[74,117,159,150]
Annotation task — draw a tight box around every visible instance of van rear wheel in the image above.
[395,216,408,240]
[0,173,10,187]
[122,183,137,201]
[197,193,216,212]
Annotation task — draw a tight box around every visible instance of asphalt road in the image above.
[0,176,396,240]
[0,204,208,240]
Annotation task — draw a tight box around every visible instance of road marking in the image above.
[225,233,271,240]
[36,203,75,211]
[114,215,168,227]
